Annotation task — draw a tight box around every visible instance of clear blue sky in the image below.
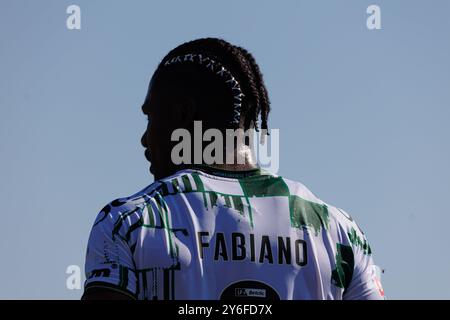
[1,0,449,299]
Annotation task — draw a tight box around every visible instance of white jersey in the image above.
[84,166,385,300]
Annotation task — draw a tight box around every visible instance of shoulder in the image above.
[281,176,370,245]
[91,170,192,229]
[90,180,164,232]
[281,176,326,205]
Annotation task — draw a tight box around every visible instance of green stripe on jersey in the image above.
[331,243,354,290]
[171,178,180,193]
[181,175,193,192]
[348,227,372,255]
[289,195,329,235]
[239,175,290,197]
[145,202,155,227]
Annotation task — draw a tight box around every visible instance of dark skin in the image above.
[141,82,258,180]
[141,87,197,180]
[82,83,257,300]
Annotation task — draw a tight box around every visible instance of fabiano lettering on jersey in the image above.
[197,231,307,266]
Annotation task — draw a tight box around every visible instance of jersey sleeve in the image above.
[84,203,138,299]
[342,218,386,300]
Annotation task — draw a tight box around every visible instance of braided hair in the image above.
[149,38,271,134]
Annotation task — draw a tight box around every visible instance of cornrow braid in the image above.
[235,46,271,133]
[150,38,271,134]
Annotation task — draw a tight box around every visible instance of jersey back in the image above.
[84,167,385,300]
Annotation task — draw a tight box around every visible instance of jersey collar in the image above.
[180,164,264,179]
